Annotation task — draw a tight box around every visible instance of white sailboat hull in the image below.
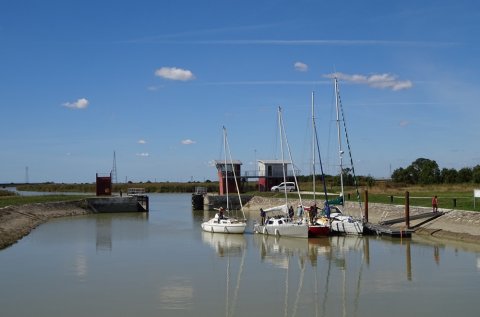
[330,219,363,235]
[253,220,308,238]
[201,218,246,234]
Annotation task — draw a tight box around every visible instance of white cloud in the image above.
[208,160,216,167]
[155,67,195,81]
[147,85,163,91]
[138,139,147,144]
[136,152,149,157]
[62,98,89,109]
[181,139,196,145]
[294,62,308,72]
[324,72,413,91]
[399,120,410,127]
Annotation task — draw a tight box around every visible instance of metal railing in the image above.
[127,188,146,196]
[243,169,301,177]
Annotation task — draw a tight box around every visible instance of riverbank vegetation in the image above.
[391,158,480,184]
[0,194,87,208]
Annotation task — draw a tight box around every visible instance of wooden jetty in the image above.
[365,212,444,238]
[362,190,446,238]
[364,223,413,238]
[379,211,444,226]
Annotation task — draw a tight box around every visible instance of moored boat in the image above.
[201,213,247,234]
[253,108,309,239]
[328,77,364,235]
[329,206,364,235]
[201,126,246,234]
[308,217,330,237]
[307,91,331,237]
[254,213,308,238]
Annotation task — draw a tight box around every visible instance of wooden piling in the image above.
[364,189,369,223]
[406,240,412,281]
[405,191,410,229]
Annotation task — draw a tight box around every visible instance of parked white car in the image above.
[270,182,296,192]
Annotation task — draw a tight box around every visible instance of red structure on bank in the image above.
[96,173,112,196]
[214,160,242,195]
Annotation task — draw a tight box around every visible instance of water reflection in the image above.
[2,194,480,317]
[254,235,331,269]
[201,231,246,257]
[95,216,112,251]
[158,278,194,311]
[201,232,247,317]
[93,213,149,252]
[73,253,88,280]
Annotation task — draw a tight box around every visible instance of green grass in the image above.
[0,195,88,208]
[251,183,480,212]
[364,193,479,211]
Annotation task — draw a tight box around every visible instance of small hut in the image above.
[214,160,242,195]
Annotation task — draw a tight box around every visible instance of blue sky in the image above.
[1,0,479,184]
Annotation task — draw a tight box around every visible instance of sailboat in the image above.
[329,77,364,235]
[253,107,309,238]
[201,126,247,234]
[307,91,331,237]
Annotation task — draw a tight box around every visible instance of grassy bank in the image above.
[257,182,480,212]
[15,182,228,194]
[0,194,87,208]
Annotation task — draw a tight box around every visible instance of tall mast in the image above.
[335,78,345,200]
[225,127,246,220]
[278,106,303,208]
[223,126,229,210]
[313,94,331,217]
[278,107,288,204]
[311,91,316,204]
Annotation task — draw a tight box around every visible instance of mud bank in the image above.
[0,200,91,250]
[244,196,480,244]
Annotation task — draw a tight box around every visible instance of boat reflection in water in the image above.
[251,235,374,317]
[253,234,331,268]
[201,232,247,317]
[3,194,480,317]
[201,231,247,257]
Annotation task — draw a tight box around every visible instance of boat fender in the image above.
[263,227,268,235]
[275,229,280,237]
[211,226,214,233]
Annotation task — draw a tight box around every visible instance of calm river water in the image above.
[1,193,480,317]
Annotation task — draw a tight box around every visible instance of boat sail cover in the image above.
[327,196,344,206]
[264,204,288,214]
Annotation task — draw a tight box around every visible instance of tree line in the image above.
[391,158,480,184]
